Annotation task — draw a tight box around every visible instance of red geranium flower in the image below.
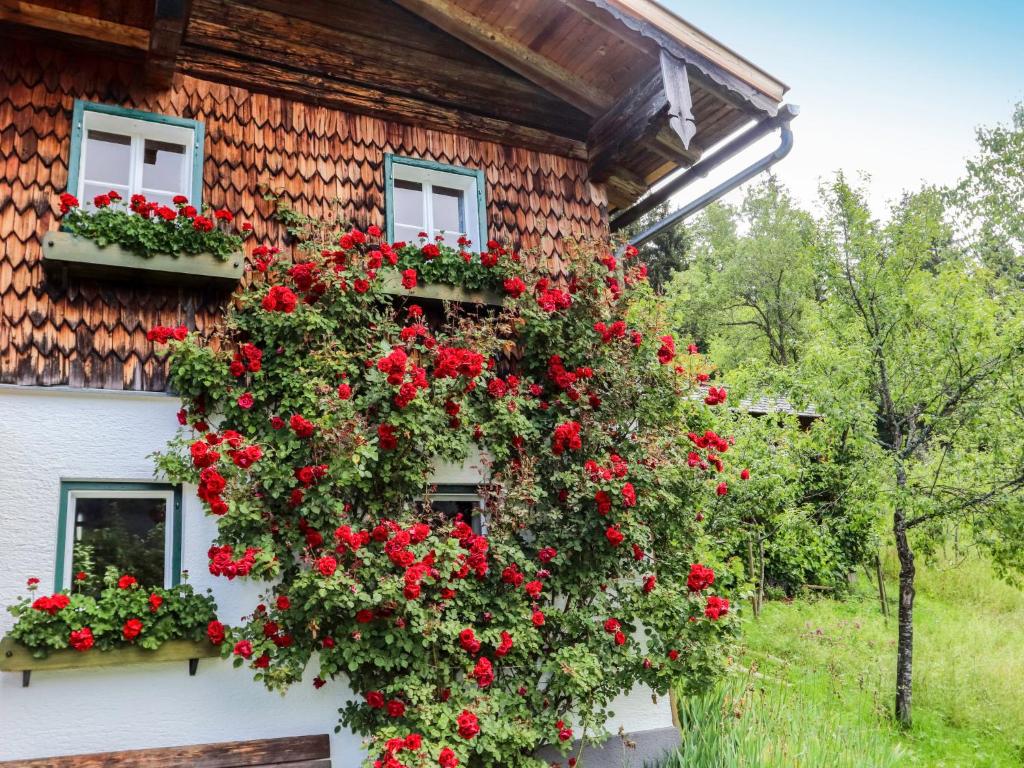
[69,627,94,651]
[122,618,144,640]
[117,574,137,590]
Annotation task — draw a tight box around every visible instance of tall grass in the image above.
[650,548,1024,767]
[646,671,903,768]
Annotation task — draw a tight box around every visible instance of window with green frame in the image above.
[384,154,488,250]
[66,100,205,210]
[55,481,183,595]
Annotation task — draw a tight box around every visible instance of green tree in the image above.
[668,177,820,369]
[808,175,1024,726]
[619,201,691,292]
[951,102,1024,284]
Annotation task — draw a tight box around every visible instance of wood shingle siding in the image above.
[0,41,607,391]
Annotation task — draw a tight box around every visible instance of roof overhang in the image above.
[0,0,788,212]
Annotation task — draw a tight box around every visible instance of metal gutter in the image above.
[610,104,799,245]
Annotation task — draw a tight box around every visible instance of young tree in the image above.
[810,176,1024,726]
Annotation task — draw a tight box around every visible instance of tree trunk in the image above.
[747,538,760,618]
[894,511,915,727]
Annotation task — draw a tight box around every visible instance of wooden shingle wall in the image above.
[0,42,608,391]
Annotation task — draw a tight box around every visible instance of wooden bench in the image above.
[0,735,331,767]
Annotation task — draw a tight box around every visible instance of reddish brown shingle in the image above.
[0,41,609,391]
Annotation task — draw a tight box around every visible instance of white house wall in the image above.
[0,385,674,764]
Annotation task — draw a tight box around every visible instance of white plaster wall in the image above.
[0,385,672,762]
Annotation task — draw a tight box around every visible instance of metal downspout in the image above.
[611,104,799,249]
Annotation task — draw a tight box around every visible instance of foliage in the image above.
[152,219,742,767]
[618,201,692,292]
[649,671,903,768]
[739,551,1024,766]
[56,190,244,261]
[702,407,880,598]
[6,568,218,657]
[950,102,1024,285]
[668,177,820,368]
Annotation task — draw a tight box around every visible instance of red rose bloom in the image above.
[148,593,163,612]
[456,710,480,739]
[386,699,406,718]
[276,595,291,610]
[531,610,545,627]
[716,481,728,496]
[657,335,676,364]
[740,468,751,480]
[233,640,253,658]
[366,690,385,709]
[439,747,459,767]
[402,269,418,289]
[122,618,144,640]
[687,563,715,593]
[237,392,255,410]
[705,595,730,620]
[605,525,624,547]
[316,556,337,577]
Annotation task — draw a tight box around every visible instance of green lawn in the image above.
[661,550,1024,767]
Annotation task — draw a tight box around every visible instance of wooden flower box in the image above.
[42,230,244,284]
[0,635,221,686]
[379,270,503,307]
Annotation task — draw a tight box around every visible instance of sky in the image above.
[660,0,1024,215]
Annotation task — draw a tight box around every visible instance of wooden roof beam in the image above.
[147,0,192,87]
[588,50,696,182]
[390,0,611,116]
[0,0,149,50]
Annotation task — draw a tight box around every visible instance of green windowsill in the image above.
[379,269,503,307]
[42,230,244,284]
[0,635,221,686]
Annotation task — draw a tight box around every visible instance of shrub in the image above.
[153,216,743,767]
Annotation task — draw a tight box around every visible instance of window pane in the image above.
[142,139,187,193]
[139,189,177,209]
[432,186,465,234]
[394,224,423,245]
[393,179,424,227]
[72,496,167,593]
[83,182,130,209]
[83,130,131,186]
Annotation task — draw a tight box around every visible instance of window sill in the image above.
[379,269,503,307]
[42,231,244,285]
[0,635,220,686]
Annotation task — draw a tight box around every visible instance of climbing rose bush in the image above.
[155,218,739,767]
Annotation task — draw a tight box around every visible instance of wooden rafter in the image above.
[0,0,149,50]
[390,0,611,116]
[587,50,698,182]
[147,0,192,87]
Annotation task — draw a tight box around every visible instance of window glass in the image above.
[83,130,131,186]
[432,186,465,235]
[72,495,167,594]
[141,138,187,194]
[394,179,424,225]
[74,105,198,209]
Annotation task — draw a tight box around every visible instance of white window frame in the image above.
[59,487,178,591]
[76,110,197,207]
[385,154,487,250]
[433,486,488,534]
